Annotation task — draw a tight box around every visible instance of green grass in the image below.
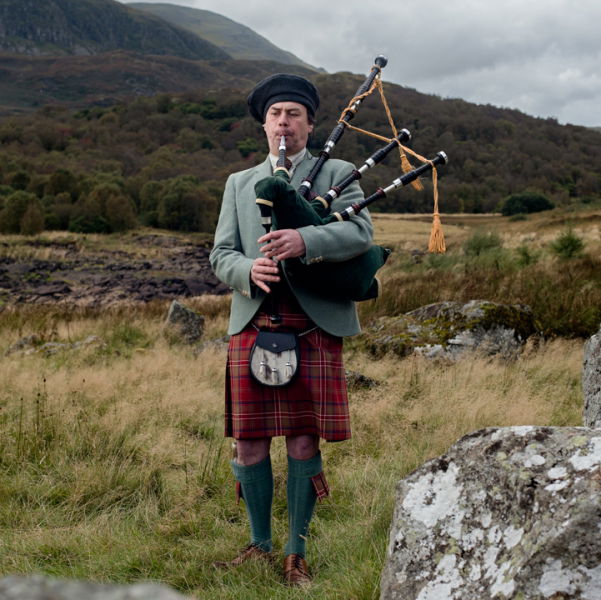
[0,301,584,597]
[359,232,601,338]
[0,218,593,597]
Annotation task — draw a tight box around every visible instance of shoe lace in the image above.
[291,554,307,574]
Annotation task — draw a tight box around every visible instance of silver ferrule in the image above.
[300,179,312,190]
[325,140,336,152]
[385,181,400,194]
[359,161,372,172]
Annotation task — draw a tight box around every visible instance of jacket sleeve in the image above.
[296,178,373,265]
[209,174,256,299]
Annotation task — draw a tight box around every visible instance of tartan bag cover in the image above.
[225,284,351,441]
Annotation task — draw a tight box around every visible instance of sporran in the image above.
[249,330,300,387]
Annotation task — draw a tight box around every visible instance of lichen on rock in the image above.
[360,300,539,360]
[381,427,601,599]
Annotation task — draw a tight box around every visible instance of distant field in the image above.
[371,208,601,249]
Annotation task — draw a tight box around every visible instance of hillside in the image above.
[0,0,228,59]
[0,51,313,112]
[1,71,601,241]
[128,2,318,70]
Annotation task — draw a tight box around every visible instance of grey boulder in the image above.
[381,426,601,599]
[583,327,601,428]
[363,300,538,360]
[164,300,205,345]
[0,575,191,600]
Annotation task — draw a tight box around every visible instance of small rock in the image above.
[164,300,205,345]
[345,370,380,390]
[4,334,41,356]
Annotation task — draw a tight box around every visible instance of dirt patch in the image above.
[0,233,229,307]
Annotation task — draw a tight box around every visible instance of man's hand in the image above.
[258,229,306,261]
[251,257,280,293]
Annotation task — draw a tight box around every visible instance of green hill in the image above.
[0,0,228,59]
[128,2,318,70]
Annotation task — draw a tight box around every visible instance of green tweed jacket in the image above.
[209,152,373,337]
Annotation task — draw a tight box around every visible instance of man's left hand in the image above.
[258,229,306,261]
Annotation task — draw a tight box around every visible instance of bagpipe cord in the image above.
[336,75,446,253]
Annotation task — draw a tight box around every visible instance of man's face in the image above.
[263,101,313,156]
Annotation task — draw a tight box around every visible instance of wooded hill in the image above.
[1,71,601,236]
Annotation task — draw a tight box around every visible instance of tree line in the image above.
[1,72,600,235]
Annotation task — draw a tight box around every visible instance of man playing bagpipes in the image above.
[209,72,374,585]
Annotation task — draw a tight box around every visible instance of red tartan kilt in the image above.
[225,288,350,442]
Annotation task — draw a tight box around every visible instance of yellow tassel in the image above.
[399,149,424,191]
[428,212,446,253]
[427,166,445,253]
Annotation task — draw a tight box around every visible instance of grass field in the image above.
[0,207,597,598]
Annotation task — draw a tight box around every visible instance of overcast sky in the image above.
[122,0,601,128]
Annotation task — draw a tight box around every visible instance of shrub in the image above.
[44,193,75,230]
[236,137,259,158]
[157,176,218,232]
[10,170,30,191]
[44,169,78,199]
[69,214,111,234]
[0,191,40,233]
[550,229,585,259]
[20,202,45,235]
[463,231,503,256]
[502,192,554,216]
[68,183,137,233]
[515,245,539,267]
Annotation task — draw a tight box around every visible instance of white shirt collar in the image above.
[268,148,307,175]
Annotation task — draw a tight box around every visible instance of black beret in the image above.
[247,73,320,122]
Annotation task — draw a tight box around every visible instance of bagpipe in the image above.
[255,56,448,302]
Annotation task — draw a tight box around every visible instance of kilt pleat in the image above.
[225,285,350,441]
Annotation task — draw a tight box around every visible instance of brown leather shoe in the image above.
[213,543,273,569]
[283,554,311,586]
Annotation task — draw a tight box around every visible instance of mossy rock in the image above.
[359,300,539,359]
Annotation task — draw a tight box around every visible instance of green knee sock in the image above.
[284,452,322,558]
[231,456,273,553]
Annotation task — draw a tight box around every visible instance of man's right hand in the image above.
[251,257,280,293]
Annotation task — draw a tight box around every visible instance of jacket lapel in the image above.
[291,152,315,188]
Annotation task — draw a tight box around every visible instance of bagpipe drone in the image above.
[255,56,448,302]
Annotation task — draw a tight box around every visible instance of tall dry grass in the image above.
[0,212,594,597]
[0,300,584,598]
